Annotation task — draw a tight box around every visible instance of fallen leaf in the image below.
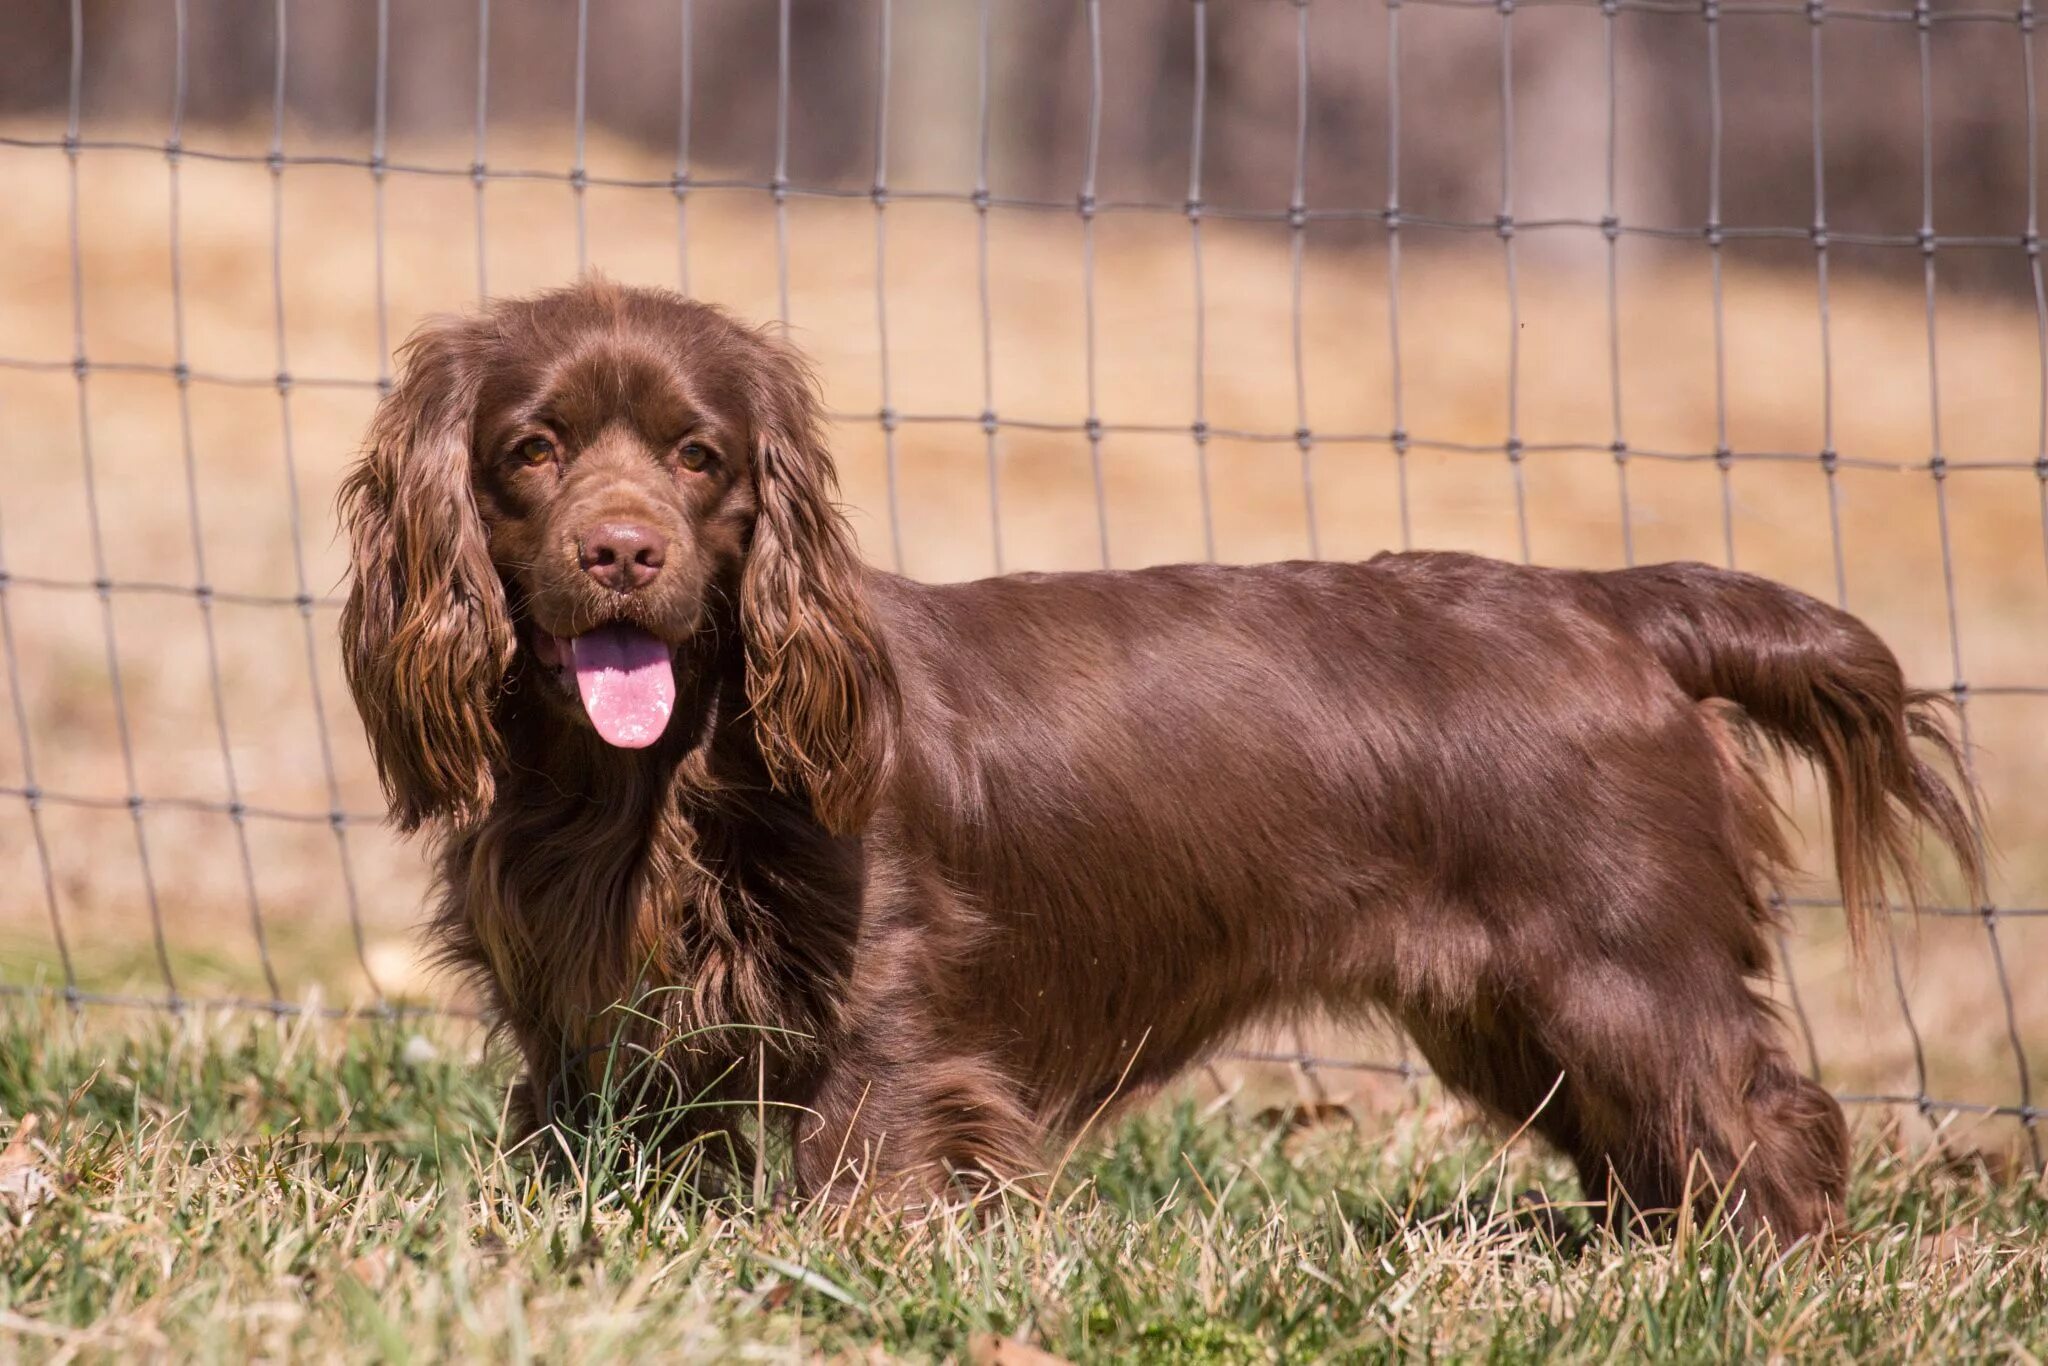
[0,1115,58,1222]
[968,1332,1074,1365]
[1919,1225,1982,1261]
[345,1247,397,1290]
[1251,1101,1356,1133]
[1932,1145,2023,1185]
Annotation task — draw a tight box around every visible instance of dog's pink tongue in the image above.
[568,625,675,749]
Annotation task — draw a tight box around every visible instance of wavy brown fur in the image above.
[339,326,514,830]
[341,280,1984,1242]
[1598,562,1985,955]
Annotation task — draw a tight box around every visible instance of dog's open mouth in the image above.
[530,623,676,749]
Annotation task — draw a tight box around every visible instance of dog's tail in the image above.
[1597,561,1984,951]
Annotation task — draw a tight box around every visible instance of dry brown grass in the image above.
[0,123,2042,1148]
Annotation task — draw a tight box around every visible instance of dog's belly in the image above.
[925,822,1432,1130]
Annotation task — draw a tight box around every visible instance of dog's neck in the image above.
[434,631,862,1102]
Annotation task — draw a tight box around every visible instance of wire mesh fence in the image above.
[0,0,2043,1163]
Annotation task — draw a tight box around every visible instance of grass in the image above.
[2,1002,2045,1362]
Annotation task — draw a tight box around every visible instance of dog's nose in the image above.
[578,522,667,592]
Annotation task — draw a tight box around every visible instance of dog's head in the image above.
[340,280,892,834]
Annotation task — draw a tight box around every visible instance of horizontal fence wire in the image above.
[0,0,2040,1156]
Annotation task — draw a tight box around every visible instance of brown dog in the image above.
[340,278,1980,1242]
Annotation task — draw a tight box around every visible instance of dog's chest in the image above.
[453,790,862,1080]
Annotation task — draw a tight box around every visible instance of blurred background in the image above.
[0,0,2043,1152]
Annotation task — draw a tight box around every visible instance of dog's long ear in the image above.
[740,337,897,835]
[339,316,513,832]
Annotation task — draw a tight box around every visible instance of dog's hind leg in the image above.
[1394,813,1847,1243]
[1723,1039,1849,1243]
[1512,950,1846,1245]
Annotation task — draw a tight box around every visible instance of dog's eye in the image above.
[514,435,556,465]
[678,442,715,473]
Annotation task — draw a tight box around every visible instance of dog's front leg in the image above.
[791,1040,1045,1212]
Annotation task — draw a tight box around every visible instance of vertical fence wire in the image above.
[474,0,491,303]
[1597,0,1630,565]
[1706,1,1737,570]
[572,0,590,276]
[1605,0,1632,568]
[1498,0,1531,564]
[267,0,378,1011]
[168,0,270,1017]
[1386,0,1412,551]
[976,0,1004,573]
[2029,1,2048,599]
[348,0,395,1005]
[773,0,792,334]
[873,0,905,574]
[1811,1,1847,609]
[2026,0,2048,1147]
[0,508,68,998]
[0,0,78,1002]
[1380,7,1420,1089]
[372,0,392,375]
[1189,0,1216,563]
[1703,0,1821,1084]
[2030,3,2048,618]
[1290,0,1320,559]
[677,0,693,297]
[63,0,181,1004]
[1080,0,1109,568]
[1773,12,1831,1064]
[1913,0,2042,1166]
